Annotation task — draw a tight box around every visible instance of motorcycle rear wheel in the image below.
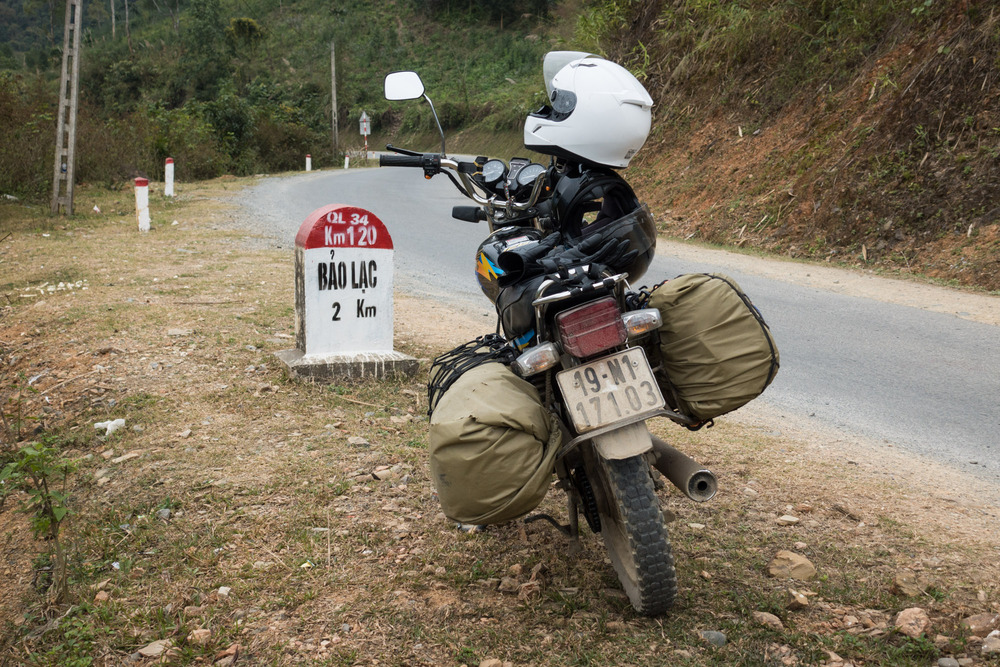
[593,453,677,615]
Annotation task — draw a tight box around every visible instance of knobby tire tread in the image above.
[603,456,677,615]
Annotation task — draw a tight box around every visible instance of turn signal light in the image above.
[514,342,559,376]
[622,308,662,338]
[556,297,627,358]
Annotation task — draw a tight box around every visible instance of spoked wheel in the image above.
[588,450,677,615]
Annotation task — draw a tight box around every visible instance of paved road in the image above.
[241,167,1000,488]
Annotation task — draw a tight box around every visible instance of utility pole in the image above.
[331,40,339,156]
[51,0,83,215]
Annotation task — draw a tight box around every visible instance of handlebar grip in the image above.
[452,206,486,223]
[379,154,425,167]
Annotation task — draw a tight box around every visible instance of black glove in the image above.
[497,231,639,287]
[537,235,638,276]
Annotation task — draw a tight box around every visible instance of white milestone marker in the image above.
[276,204,417,380]
[296,204,394,356]
[135,177,150,232]
[164,158,175,197]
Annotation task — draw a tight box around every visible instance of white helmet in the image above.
[524,52,654,168]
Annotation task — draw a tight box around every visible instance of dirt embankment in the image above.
[629,6,1000,292]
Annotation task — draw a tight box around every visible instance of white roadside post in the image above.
[344,155,350,169]
[306,154,312,172]
[275,203,417,380]
[164,158,175,197]
[360,111,370,160]
[135,177,150,232]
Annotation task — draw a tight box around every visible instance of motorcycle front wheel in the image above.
[590,452,677,615]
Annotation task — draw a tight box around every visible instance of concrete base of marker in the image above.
[275,349,418,381]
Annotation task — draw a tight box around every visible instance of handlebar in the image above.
[533,271,629,307]
[379,146,547,214]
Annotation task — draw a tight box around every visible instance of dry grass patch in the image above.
[1,181,998,666]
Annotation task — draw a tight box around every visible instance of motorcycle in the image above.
[379,53,718,616]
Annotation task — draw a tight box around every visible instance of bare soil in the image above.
[630,9,1000,293]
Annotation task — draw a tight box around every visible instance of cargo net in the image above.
[428,334,517,416]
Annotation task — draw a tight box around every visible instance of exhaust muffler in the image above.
[649,435,717,502]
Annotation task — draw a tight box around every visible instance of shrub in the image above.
[0,72,52,200]
[147,104,228,180]
[76,106,154,186]
[253,115,319,173]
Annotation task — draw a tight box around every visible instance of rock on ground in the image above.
[894,607,931,638]
[767,551,817,581]
[753,611,785,631]
[983,629,1000,656]
[699,630,727,647]
[961,612,1000,636]
[478,660,513,667]
[893,571,933,597]
[188,628,211,645]
[786,589,810,610]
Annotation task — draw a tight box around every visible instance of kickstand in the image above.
[523,513,572,537]
[525,494,582,548]
[566,493,581,541]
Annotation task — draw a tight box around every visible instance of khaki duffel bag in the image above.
[429,362,559,525]
[647,273,779,422]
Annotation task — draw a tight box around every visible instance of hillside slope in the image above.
[583,0,1000,291]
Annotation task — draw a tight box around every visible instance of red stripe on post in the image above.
[295,204,393,250]
[135,178,149,187]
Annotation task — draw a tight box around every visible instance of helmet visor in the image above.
[542,51,594,97]
[550,89,577,115]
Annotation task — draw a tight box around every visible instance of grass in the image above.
[1,179,998,665]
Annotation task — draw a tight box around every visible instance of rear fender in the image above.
[591,421,653,460]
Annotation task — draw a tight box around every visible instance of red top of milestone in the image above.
[295,204,393,250]
[135,177,149,187]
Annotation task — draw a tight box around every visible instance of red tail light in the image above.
[556,297,627,358]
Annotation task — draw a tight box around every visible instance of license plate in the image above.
[556,348,664,433]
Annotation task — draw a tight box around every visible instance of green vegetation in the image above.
[577,0,947,116]
[3,0,999,289]
[1,438,75,604]
[0,0,558,200]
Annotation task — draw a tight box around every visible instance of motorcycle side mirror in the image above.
[384,71,425,101]
[383,70,448,157]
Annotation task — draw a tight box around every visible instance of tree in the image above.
[179,0,226,100]
[418,0,554,27]
[22,0,59,45]
[225,17,266,87]
[225,17,265,58]
[139,0,184,36]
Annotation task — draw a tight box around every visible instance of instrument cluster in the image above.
[475,157,546,200]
